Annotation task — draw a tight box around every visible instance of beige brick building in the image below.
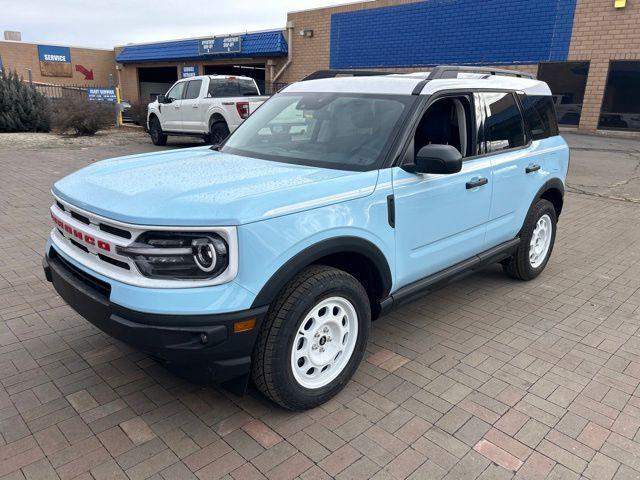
[3,1,639,133]
[278,0,640,133]
[0,40,115,85]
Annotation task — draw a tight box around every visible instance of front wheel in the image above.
[503,199,557,280]
[252,266,371,410]
[149,117,167,146]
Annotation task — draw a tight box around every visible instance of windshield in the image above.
[221,93,413,171]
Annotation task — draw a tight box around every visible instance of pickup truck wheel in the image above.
[149,117,167,146]
[252,266,370,410]
[503,199,557,281]
[209,121,230,145]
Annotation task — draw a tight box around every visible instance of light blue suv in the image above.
[43,67,569,410]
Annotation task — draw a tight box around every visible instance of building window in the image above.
[538,62,590,127]
[599,61,640,132]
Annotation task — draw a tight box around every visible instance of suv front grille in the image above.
[99,223,132,239]
[52,200,134,271]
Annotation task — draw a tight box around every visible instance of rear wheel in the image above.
[149,117,167,146]
[209,121,230,145]
[503,199,557,280]
[252,266,371,410]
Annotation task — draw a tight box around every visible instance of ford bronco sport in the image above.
[43,66,568,410]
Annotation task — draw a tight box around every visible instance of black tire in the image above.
[252,265,371,411]
[503,199,557,281]
[149,117,167,146]
[209,121,230,145]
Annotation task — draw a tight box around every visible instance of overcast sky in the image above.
[1,0,358,49]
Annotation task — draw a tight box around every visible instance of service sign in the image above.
[88,88,117,103]
[38,45,72,77]
[181,65,199,78]
[38,45,71,63]
[199,36,242,55]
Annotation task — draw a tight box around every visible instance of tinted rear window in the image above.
[208,78,260,98]
[518,95,560,140]
[478,92,526,152]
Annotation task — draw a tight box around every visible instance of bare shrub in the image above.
[127,101,150,131]
[53,97,115,135]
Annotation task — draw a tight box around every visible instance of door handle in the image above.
[192,105,199,108]
[466,177,488,189]
[526,164,541,174]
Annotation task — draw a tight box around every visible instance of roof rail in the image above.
[302,69,392,81]
[427,66,535,80]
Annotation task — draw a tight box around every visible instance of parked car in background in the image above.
[119,101,134,124]
[147,75,268,145]
[44,66,568,410]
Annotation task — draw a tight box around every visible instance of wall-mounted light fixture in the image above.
[615,0,626,8]
[299,29,314,38]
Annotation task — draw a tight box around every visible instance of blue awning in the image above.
[116,30,288,63]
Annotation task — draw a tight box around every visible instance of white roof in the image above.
[283,73,551,96]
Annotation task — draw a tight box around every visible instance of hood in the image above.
[52,147,378,226]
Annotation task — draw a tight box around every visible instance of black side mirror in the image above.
[404,144,463,174]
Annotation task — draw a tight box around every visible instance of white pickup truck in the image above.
[147,75,268,145]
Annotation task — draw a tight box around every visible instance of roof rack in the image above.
[410,65,536,94]
[302,70,392,81]
[427,66,535,80]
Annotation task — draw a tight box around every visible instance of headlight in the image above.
[118,232,229,280]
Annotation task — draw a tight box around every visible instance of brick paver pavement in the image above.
[1,130,640,479]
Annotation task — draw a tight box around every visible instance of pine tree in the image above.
[0,70,51,132]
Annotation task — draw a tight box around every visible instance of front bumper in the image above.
[43,247,268,382]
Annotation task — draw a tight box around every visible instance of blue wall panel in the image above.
[329,0,577,69]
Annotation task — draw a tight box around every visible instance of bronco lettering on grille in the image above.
[51,212,112,252]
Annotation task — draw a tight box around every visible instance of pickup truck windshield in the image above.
[222,93,413,171]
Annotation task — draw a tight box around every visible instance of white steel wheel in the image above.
[291,296,359,390]
[529,214,553,268]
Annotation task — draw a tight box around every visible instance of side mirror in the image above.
[404,144,463,174]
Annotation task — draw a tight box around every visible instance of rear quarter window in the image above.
[518,95,560,141]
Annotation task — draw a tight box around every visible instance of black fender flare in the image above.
[250,236,392,308]
[519,178,565,235]
[534,178,564,215]
[535,178,564,201]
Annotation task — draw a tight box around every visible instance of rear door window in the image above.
[477,92,527,152]
[183,80,202,100]
[518,95,560,140]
